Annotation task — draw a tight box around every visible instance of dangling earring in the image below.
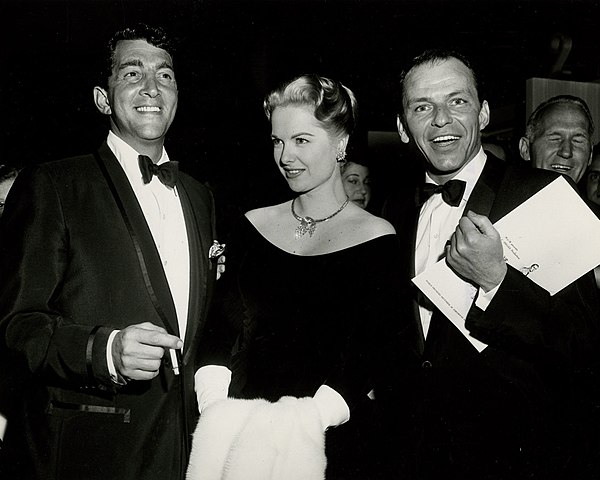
[336,149,347,163]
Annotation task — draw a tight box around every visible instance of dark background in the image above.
[2,0,599,226]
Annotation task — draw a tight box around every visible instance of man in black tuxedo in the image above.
[380,50,600,480]
[0,24,230,479]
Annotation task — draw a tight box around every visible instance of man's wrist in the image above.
[480,263,507,292]
[106,330,127,385]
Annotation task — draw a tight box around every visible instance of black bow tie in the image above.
[138,155,179,188]
[418,179,466,207]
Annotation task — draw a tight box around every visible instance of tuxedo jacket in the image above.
[0,142,218,480]
[380,153,600,479]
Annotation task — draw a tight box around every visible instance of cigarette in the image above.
[169,349,180,375]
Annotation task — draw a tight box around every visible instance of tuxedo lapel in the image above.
[486,159,557,224]
[383,189,427,354]
[408,191,427,355]
[465,153,557,223]
[464,153,506,219]
[177,177,212,364]
[95,143,180,337]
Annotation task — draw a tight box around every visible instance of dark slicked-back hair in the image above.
[100,23,176,88]
[264,74,358,138]
[525,94,595,141]
[398,49,482,116]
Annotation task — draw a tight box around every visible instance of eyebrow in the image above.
[117,59,174,71]
[156,60,174,71]
[271,132,315,138]
[117,59,143,71]
[292,132,314,138]
[407,90,471,105]
[545,129,589,136]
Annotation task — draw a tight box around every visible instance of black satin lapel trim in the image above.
[410,189,421,279]
[463,154,506,219]
[177,179,210,364]
[410,198,426,355]
[94,146,179,338]
[413,297,426,356]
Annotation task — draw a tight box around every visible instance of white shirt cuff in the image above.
[0,413,7,441]
[194,365,232,414]
[106,330,123,384]
[475,282,501,311]
[313,384,350,430]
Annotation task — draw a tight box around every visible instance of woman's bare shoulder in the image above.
[352,208,396,236]
[245,202,288,225]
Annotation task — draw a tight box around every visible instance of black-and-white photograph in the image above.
[1,1,600,479]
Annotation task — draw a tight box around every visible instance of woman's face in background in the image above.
[342,162,371,209]
[586,155,600,207]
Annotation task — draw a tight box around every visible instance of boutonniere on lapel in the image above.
[209,240,226,260]
[209,240,226,280]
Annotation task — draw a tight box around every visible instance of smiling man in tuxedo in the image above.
[0,24,229,480]
[379,49,600,480]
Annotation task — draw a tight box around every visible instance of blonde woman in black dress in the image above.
[187,74,410,480]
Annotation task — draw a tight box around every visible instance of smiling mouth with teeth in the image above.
[136,106,161,112]
[432,135,460,143]
[550,164,571,171]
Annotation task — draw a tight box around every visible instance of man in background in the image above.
[519,94,594,183]
[522,96,599,291]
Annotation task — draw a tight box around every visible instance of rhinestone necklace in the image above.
[291,196,350,239]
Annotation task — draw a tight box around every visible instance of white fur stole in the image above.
[186,396,326,480]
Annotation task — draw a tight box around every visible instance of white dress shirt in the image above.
[107,131,190,339]
[103,132,232,410]
[105,132,188,382]
[415,148,498,338]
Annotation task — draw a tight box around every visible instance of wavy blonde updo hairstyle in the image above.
[263,74,358,139]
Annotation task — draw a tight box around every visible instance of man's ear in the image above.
[396,115,410,144]
[478,100,490,131]
[93,86,111,115]
[518,137,531,161]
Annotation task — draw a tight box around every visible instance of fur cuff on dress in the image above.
[186,396,326,480]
